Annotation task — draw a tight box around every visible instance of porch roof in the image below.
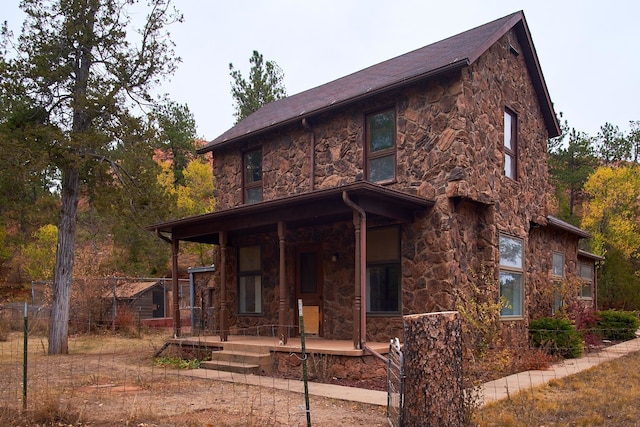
[148,181,433,244]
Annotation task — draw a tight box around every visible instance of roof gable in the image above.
[200,11,558,153]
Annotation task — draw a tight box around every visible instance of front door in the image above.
[296,246,323,336]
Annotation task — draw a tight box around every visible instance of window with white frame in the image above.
[578,262,594,299]
[499,234,524,317]
[552,252,565,314]
[504,109,517,180]
[366,226,401,314]
[238,246,262,314]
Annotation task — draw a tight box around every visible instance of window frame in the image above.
[243,147,263,204]
[499,234,524,319]
[503,108,518,180]
[578,261,594,299]
[365,108,397,184]
[552,252,565,314]
[237,245,263,315]
[366,226,401,315]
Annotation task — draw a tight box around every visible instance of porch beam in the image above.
[278,221,288,344]
[171,239,181,338]
[219,231,228,341]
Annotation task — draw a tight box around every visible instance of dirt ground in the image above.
[0,332,389,426]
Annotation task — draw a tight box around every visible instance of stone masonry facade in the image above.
[206,30,583,344]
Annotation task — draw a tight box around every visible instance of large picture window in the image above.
[238,246,262,314]
[243,148,262,204]
[499,234,524,317]
[504,109,517,180]
[366,109,396,183]
[366,226,400,314]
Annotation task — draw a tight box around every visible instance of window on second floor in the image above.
[243,148,262,204]
[366,109,396,183]
[504,109,517,180]
[499,234,524,318]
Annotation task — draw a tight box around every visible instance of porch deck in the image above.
[170,334,390,357]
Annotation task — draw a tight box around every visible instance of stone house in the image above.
[149,11,600,349]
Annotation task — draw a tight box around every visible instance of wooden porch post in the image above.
[278,222,288,344]
[172,238,181,338]
[219,231,228,341]
[352,211,362,349]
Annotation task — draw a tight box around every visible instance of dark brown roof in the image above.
[200,10,559,154]
[546,215,592,239]
[148,181,433,244]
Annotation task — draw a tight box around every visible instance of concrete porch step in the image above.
[200,359,261,375]
[200,347,273,375]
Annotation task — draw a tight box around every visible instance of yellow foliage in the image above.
[581,165,640,259]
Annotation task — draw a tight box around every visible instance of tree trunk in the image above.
[48,167,80,355]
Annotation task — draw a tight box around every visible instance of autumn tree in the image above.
[581,165,640,309]
[1,0,183,354]
[229,50,286,123]
[152,101,197,185]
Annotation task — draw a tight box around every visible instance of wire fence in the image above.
[1,303,639,426]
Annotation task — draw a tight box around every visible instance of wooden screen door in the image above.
[296,246,323,336]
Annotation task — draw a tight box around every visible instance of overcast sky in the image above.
[4,1,639,142]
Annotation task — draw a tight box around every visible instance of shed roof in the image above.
[106,281,163,299]
[199,10,559,153]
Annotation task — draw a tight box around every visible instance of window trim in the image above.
[499,233,524,319]
[578,261,594,300]
[366,225,401,315]
[242,147,263,204]
[237,245,263,315]
[365,108,397,184]
[503,108,518,181]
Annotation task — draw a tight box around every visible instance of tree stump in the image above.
[402,311,463,426]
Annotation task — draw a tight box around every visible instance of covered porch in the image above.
[148,182,433,350]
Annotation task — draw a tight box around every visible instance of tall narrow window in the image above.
[499,234,524,317]
[366,109,396,183]
[504,109,517,180]
[238,246,262,314]
[243,148,262,204]
[578,262,594,299]
[552,252,565,314]
[366,226,401,314]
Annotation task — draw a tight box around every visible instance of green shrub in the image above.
[529,317,583,359]
[597,310,639,341]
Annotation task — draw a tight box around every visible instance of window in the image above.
[238,246,262,314]
[366,226,400,314]
[504,109,517,180]
[366,109,396,183]
[243,148,262,204]
[578,262,594,299]
[499,234,524,317]
[552,252,564,314]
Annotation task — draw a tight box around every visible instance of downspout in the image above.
[342,191,367,349]
[302,118,315,192]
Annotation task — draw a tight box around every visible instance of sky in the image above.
[3,0,639,142]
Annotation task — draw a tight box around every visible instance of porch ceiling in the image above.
[148,182,434,244]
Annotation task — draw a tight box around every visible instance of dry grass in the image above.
[474,350,640,426]
[0,331,388,426]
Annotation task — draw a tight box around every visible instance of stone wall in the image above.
[205,29,579,345]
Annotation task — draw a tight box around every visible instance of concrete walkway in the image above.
[480,336,640,405]
[175,336,640,408]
